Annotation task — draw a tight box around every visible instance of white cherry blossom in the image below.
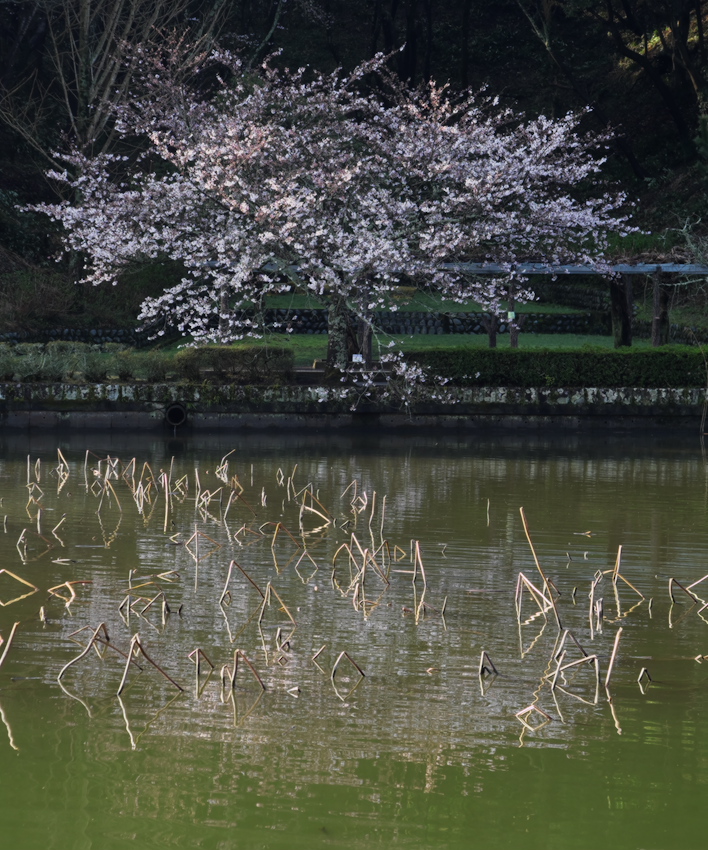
[33,42,631,364]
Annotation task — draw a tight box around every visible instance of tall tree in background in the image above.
[0,0,228,167]
[516,1,708,161]
[603,0,707,155]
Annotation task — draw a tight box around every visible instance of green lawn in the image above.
[604,229,683,259]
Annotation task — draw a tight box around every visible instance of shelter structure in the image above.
[449,263,708,347]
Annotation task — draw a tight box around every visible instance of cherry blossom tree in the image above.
[385,81,634,346]
[33,42,632,365]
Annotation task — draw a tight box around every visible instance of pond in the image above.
[0,429,707,850]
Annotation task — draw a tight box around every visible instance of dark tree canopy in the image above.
[2,0,707,257]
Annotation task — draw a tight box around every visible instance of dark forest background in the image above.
[1,1,707,328]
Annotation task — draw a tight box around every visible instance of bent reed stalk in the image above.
[0,448,683,752]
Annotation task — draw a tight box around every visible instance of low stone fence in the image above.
[262,308,609,336]
[4,310,707,345]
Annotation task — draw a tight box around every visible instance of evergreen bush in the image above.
[130,351,171,382]
[173,346,294,383]
[0,343,14,380]
[112,350,136,381]
[45,340,89,380]
[82,348,110,382]
[11,343,46,381]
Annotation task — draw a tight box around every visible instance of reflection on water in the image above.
[0,431,707,849]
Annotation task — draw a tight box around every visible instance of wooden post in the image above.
[218,284,230,341]
[609,274,632,347]
[651,271,671,347]
[508,282,519,349]
[651,271,661,346]
[623,273,634,343]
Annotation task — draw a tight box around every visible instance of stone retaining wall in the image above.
[0,381,702,430]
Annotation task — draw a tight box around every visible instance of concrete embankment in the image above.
[0,382,703,431]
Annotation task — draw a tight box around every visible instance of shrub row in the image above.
[172,346,294,382]
[406,346,708,388]
[0,342,120,382]
[0,342,183,383]
[0,343,294,384]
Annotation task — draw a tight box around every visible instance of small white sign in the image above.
[351,354,364,363]
[507,311,515,321]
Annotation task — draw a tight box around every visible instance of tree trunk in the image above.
[357,314,373,365]
[460,0,472,87]
[76,0,91,143]
[610,274,633,347]
[651,272,671,346]
[401,0,418,82]
[484,313,498,349]
[422,0,432,81]
[327,294,354,369]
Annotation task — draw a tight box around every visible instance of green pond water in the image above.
[0,430,707,850]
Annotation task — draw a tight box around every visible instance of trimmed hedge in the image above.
[173,346,295,383]
[406,346,708,388]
